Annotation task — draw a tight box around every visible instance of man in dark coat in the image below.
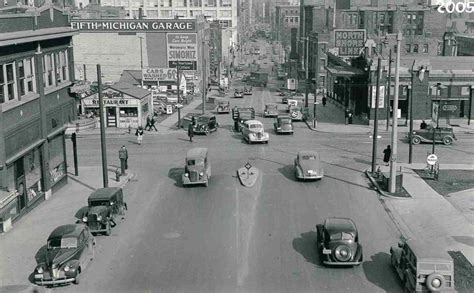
[322,96,327,107]
[383,145,391,166]
[188,123,194,142]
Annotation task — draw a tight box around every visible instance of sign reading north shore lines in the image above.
[142,68,177,82]
[334,29,366,56]
[70,20,196,32]
[167,33,198,70]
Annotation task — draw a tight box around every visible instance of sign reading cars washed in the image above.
[71,19,196,32]
[167,33,198,70]
[142,68,178,82]
[334,29,366,56]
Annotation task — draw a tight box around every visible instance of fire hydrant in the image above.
[115,168,121,182]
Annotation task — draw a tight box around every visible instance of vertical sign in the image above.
[167,33,198,70]
[334,29,366,57]
[371,85,385,108]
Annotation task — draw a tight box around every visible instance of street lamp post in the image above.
[386,49,393,131]
[432,83,443,155]
[389,32,402,193]
[301,37,310,108]
[96,64,108,188]
[201,39,207,115]
[177,61,181,128]
[138,36,144,88]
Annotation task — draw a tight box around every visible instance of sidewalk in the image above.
[366,163,474,266]
[0,166,135,292]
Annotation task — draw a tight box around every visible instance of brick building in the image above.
[0,4,77,232]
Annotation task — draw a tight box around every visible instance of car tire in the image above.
[73,269,81,285]
[426,273,446,292]
[105,221,111,236]
[412,136,421,145]
[442,136,453,145]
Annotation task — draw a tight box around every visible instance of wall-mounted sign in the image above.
[370,85,385,108]
[167,33,198,70]
[334,29,366,57]
[71,20,196,32]
[142,68,177,82]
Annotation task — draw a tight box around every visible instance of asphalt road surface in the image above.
[57,41,473,293]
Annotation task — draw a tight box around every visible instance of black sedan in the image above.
[316,217,363,266]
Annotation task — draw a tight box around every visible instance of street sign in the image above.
[426,154,438,165]
[166,105,173,114]
[175,103,183,109]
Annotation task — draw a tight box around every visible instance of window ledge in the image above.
[1,93,40,112]
[44,81,73,96]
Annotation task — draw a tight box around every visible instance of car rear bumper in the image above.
[182,176,208,185]
[276,129,294,134]
[297,174,323,180]
[323,260,362,266]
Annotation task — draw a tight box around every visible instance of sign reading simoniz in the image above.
[70,19,196,32]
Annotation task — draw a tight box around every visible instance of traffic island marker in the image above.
[237,162,259,187]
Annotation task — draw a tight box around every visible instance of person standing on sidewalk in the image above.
[344,109,349,125]
[145,115,152,131]
[188,122,194,142]
[135,126,144,145]
[383,145,391,166]
[322,96,327,107]
[119,146,128,174]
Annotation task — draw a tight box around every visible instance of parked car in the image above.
[234,89,244,98]
[192,114,219,135]
[390,239,454,292]
[216,100,230,114]
[264,103,279,117]
[236,107,256,131]
[408,126,457,145]
[241,120,269,144]
[34,224,95,286]
[274,115,294,134]
[244,87,253,95]
[282,96,289,104]
[294,151,324,180]
[77,187,127,236]
[182,147,211,187]
[316,217,363,266]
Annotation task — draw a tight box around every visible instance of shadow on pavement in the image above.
[67,174,96,191]
[362,252,401,293]
[168,167,185,187]
[452,236,474,247]
[278,165,296,182]
[324,174,371,191]
[292,231,321,266]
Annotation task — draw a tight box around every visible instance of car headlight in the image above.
[97,215,102,221]
[184,173,189,177]
[199,172,204,176]
[64,265,70,272]
[82,216,87,222]
[431,278,441,288]
[52,264,57,269]
[37,266,44,274]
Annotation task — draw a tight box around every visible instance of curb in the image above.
[118,171,137,188]
[364,170,411,200]
[303,120,320,132]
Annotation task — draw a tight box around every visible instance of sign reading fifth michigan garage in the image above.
[334,29,366,57]
[70,19,196,32]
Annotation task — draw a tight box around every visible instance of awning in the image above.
[0,27,78,47]
[326,65,365,77]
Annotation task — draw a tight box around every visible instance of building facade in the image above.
[0,4,77,232]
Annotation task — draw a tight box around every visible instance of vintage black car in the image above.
[34,224,95,286]
[234,89,244,98]
[216,100,230,114]
[244,86,253,95]
[78,187,127,236]
[193,115,219,135]
[409,126,457,145]
[316,217,363,266]
[274,115,294,134]
[182,147,211,187]
[264,103,279,118]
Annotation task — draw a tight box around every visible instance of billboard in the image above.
[142,68,177,82]
[334,29,366,57]
[370,85,385,108]
[167,33,198,70]
[71,20,196,32]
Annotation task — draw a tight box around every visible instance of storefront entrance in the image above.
[14,159,27,214]
[107,107,117,127]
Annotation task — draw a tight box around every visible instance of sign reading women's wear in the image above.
[167,33,198,70]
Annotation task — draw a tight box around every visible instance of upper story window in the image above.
[219,10,231,17]
[220,0,231,6]
[161,10,172,17]
[174,0,186,7]
[160,0,171,7]
[0,63,17,104]
[43,50,69,89]
[57,50,69,83]
[18,57,36,96]
[43,54,54,88]
[204,0,216,7]
[189,0,201,7]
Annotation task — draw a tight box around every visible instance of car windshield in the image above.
[330,232,354,241]
[267,105,277,110]
[187,158,205,166]
[279,118,291,124]
[90,200,111,207]
[219,102,228,106]
[240,112,253,120]
[302,155,317,160]
[197,117,209,123]
[48,237,78,249]
[249,124,262,129]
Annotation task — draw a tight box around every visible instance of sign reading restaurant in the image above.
[334,29,366,57]
[70,19,196,32]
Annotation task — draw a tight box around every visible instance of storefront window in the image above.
[24,148,43,202]
[48,135,65,185]
[119,107,138,117]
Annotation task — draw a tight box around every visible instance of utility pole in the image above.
[202,40,206,115]
[469,86,473,125]
[389,32,402,193]
[371,58,382,173]
[408,60,416,164]
[177,61,181,128]
[83,64,87,81]
[139,36,144,88]
[386,49,392,131]
[303,37,309,108]
[97,64,108,188]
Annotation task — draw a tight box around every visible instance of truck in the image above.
[248,71,268,87]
